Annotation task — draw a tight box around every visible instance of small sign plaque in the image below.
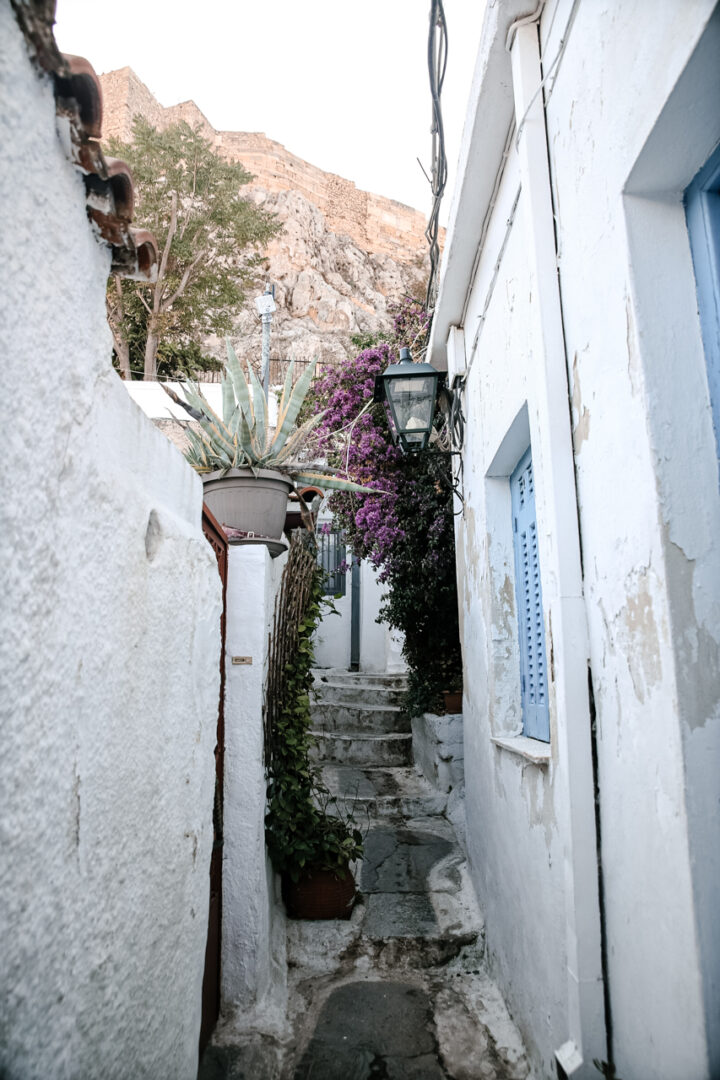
[232,656,253,665]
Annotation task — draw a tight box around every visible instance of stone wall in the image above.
[99,66,432,263]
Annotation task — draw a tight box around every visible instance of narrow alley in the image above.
[4,3,719,1078]
[201,671,531,1080]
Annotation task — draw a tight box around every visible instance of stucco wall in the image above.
[222,545,287,1016]
[543,3,720,1076]
[313,552,405,673]
[435,1,720,1076]
[0,11,221,1078]
[452,150,570,1078]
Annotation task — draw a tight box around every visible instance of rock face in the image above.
[100,67,433,371]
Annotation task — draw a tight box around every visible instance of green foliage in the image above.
[164,341,378,495]
[377,452,462,717]
[106,117,281,379]
[265,561,364,881]
[155,341,223,381]
[349,329,383,352]
[309,298,463,717]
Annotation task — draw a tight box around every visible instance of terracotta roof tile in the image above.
[10,2,157,282]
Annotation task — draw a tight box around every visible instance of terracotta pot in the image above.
[442,690,463,714]
[282,866,356,920]
[202,468,293,539]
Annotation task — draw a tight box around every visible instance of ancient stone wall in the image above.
[99,67,433,262]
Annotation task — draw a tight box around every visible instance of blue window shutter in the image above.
[511,449,550,741]
[685,143,720,467]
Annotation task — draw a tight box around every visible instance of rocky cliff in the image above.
[100,67,432,372]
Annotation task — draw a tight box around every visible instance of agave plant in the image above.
[162,340,374,494]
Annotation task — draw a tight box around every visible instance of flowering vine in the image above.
[310,299,462,715]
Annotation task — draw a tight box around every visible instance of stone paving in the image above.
[200,671,533,1080]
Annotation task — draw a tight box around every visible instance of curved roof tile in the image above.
[9,3,157,282]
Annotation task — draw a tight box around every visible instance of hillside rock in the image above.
[100,67,433,373]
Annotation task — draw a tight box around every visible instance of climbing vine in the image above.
[309,299,463,716]
[264,533,364,881]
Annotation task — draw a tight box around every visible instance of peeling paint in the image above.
[621,569,663,704]
[463,503,480,609]
[522,764,557,848]
[625,291,641,397]
[664,533,720,731]
[571,352,591,451]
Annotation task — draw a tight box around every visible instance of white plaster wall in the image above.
[452,150,570,1078]
[359,560,393,672]
[436,1,720,1075]
[313,554,403,673]
[313,561,352,670]
[541,2,720,1075]
[0,11,221,1079]
[221,545,287,1015]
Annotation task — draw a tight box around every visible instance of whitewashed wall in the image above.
[431,1,720,1077]
[0,11,221,1079]
[313,551,404,673]
[222,545,287,1018]
[544,4,720,1078]
[449,149,571,1077]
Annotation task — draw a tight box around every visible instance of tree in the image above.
[106,118,281,380]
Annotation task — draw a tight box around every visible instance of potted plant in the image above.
[270,789,365,921]
[162,340,372,542]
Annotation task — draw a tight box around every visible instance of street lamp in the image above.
[255,284,276,399]
[374,347,442,453]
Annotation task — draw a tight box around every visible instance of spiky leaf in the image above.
[272,358,318,456]
[291,471,379,494]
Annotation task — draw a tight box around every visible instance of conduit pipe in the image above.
[507,15,608,1079]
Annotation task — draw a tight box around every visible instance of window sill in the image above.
[491,735,551,766]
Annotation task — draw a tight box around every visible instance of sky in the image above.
[53,0,485,223]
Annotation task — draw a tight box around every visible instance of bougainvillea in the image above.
[310,300,462,715]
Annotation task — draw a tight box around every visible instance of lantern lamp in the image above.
[374,347,442,453]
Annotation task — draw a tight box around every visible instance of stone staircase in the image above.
[200,671,534,1079]
[310,669,448,820]
[284,671,533,1078]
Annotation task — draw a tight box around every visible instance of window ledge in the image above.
[491,735,551,765]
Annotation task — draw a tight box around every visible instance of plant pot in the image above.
[442,690,463,714]
[281,866,356,920]
[202,468,293,539]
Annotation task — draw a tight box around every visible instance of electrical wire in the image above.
[424,0,448,316]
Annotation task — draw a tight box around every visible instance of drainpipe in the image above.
[507,13,608,1078]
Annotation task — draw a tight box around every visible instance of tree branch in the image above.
[177,150,199,243]
[161,246,208,312]
[154,189,178,310]
[135,288,152,314]
[108,278,131,379]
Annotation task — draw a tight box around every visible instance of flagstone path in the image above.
[200,671,534,1080]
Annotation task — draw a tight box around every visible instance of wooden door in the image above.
[199,504,227,1053]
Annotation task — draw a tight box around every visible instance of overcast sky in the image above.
[54,0,485,223]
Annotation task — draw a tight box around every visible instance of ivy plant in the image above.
[264,557,364,882]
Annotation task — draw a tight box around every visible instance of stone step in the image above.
[310,730,413,768]
[313,669,408,689]
[320,765,448,821]
[286,822,485,974]
[310,700,409,735]
[312,681,407,708]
